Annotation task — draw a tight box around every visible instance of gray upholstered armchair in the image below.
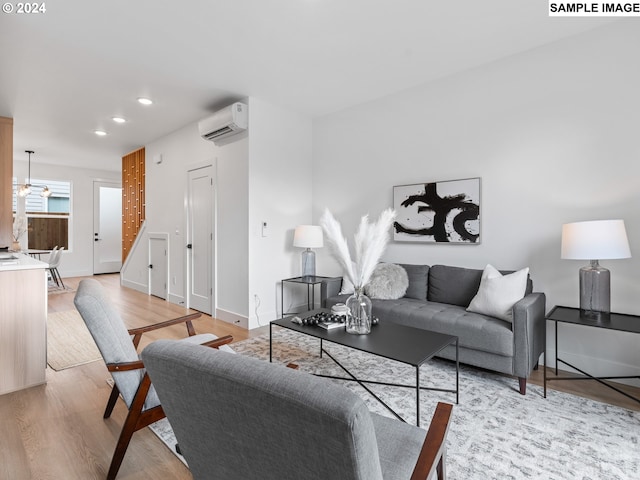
[74,279,233,480]
[142,339,454,480]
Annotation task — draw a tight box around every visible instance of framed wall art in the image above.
[393,177,480,244]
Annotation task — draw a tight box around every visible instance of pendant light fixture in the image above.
[17,150,52,198]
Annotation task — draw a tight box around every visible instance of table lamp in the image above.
[293,225,323,279]
[561,219,631,315]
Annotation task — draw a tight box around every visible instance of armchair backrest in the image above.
[142,340,385,480]
[74,279,157,409]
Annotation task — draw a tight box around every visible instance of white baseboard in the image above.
[216,308,248,329]
[250,307,278,330]
[168,293,185,306]
[59,269,93,278]
[121,278,148,295]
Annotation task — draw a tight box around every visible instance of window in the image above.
[13,178,71,250]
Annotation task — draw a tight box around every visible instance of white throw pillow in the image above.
[340,275,355,295]
[466,264,529,323]
[365,263,409,300]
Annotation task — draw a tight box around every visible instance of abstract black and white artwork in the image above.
[393,178,480,243]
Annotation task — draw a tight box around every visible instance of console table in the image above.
[281,275,333,317]
[544,305,640,404]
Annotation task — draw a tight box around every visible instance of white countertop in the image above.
[0,252,48,271]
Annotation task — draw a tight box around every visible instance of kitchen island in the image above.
[0,253,48,395]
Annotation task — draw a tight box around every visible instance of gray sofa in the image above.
[322,264,546,395]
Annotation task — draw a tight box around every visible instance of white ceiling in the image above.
[0,1,615,171]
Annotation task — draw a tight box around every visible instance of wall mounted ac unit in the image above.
[198,102,248,145]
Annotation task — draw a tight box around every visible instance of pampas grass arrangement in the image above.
[320,208,396,289]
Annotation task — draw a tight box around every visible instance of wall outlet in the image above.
[261,221,268,237]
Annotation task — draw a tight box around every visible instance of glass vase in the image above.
[345,287,372,335]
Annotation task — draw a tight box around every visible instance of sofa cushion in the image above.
[371,299,513,357]
[467,265,530,322]
[398,264,429,300]
[427,265,483,307]
[365,263,409,300]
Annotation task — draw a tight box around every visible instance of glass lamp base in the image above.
[579,260,610,314]
[301,249,316,279]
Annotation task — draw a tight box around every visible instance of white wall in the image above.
[125,117,250,315]
[125,98,313,329]
[143,122,220,304]
[247,97,314,329]
[13,159,120,277]
[215,131,250,323]
[312,22,640,384]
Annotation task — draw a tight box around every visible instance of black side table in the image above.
[281,276,333,317]
[544,305,640,404]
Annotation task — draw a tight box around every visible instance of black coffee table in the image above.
[270,309,459,427]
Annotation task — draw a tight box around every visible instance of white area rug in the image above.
[149,329,639,479]
[149,418,187,466]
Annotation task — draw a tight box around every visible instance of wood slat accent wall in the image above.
[0,117,13,248]
[122,147,145,262]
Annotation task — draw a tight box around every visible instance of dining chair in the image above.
[74,279,234,480]
[47,246,65,288]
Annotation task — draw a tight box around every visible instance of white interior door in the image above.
[187,166,214,314]
[149,235,167,299]
[93,181,122,274]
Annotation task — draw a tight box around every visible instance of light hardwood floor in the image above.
[1,274,267,480]
[0,274,637,479]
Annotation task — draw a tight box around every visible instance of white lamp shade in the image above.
[293,225,323,248]
[561,219,631,260]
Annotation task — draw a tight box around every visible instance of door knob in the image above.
[186,244,192,249]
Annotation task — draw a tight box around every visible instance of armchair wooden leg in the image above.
[107,411,138,480]
[105,373,165,479]
[104,384,121,419]
[437,449,446,480]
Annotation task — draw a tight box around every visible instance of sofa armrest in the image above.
[511,292,546,379]
[321,277,343,307]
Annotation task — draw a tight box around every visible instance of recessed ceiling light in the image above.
[112,116,126,123]
[94,130,108,136]
[137,97,153,106]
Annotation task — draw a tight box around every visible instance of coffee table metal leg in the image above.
[320,338,323,358]
[320,348,406,424]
